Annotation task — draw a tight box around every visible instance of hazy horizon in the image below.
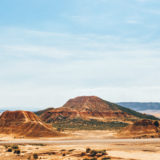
[1,0,160,109]
[1,96,160,111]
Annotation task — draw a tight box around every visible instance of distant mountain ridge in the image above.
[117,102,160,111]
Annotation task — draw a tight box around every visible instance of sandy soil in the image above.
[0,130,160,160]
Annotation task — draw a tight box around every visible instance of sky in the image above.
[0,0,160,110]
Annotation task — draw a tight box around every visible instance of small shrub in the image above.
[102,157,111,160]
[90,150,97,157]
[99,150,107,155]
[7,148,12,152]
[12,145,19,150]
[14,149,21,155]
[90,158,97,160]
[33,153,38,159]
[154,121,159,127]
[86,148,91,153]
[80,152,86,156]
[62,153,66,156]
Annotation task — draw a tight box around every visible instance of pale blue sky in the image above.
[0,0,160,110]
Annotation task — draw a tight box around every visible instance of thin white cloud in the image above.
[0,27,160,109]
[1,45,72,58]
[127,20,138,24]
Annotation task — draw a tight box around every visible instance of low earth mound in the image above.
[119,119,160,138]
[40,96,157,123]
[0,111,61,137]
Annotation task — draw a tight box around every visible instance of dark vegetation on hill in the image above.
[52,118,128,130]
[35,107,54,116]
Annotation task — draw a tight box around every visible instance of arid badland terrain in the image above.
[0,96,160,160]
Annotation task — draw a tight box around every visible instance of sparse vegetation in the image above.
[57,127,64,132]
[35,107,54,116]
[102,158,111,160]
[81,152,86,156]
[86,148,91,153]
[154,121,159,127]
[7,148,12,152]
[31,143,46,146]
[5,145,21,155]
[14,149,21,155]
[81,148,109,160]
[12,145,19,150]
[33,153,38,159]
[52,118,128,130]
[90,150,98,157]
[62,153,66,156]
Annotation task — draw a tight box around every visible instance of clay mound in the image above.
[119,119,160,138]
[0,111,61,137]
[40,96,157,123]
[41,96,129,122]
[63,96,122,112]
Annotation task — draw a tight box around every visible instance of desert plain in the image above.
[0,130,160,160]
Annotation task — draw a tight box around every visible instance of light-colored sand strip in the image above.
[0,138,160,144]
[108,151,160,160]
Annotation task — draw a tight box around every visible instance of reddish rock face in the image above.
[120,119,160,138]
[40,96,136,123]
[0,111,40,126]
[63,96,118,111]
[0,111,61,137]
